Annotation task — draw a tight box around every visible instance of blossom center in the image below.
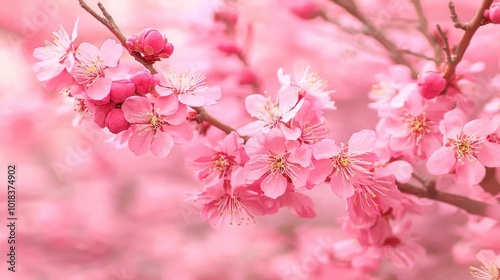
[270,155,287,175]
[148,113,164,131]
[449,135,479,161]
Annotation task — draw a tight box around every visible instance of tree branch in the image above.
[328,0,418,79]
[442,0,493,82]
[78,0,243,138]
[398,183,500,221]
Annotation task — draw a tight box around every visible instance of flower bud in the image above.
[158,43,174,58]
[217,42,242,56]
[291,1,321,20]
[131,71,160,95]
[105,108,130,134]
[418,72,446,99]
[138,28,165,55]
[489,3,500,24]
[239,69,258,86]
[93,102,115,128]
[110,80,136,103]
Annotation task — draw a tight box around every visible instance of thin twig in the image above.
[410,0,443,62]
[398,183,500,221]
[442,0,493,82]
[449,2,467,30]
[328,0,418,78]
[399,49,438,62]
[436,24,453,63]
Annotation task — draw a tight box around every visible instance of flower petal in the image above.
[150,132,174,157]
[426,147,456,175]
[477,141,500,167]
[128,128,153,155]
[100,39,123,67]
[312,139,339,159]
[456,160,486,186]
[349,129,376,153]
[122,96,152,123]
[86,77,112,101]
[261,174,287,199]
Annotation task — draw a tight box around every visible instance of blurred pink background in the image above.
[1,0,500,279]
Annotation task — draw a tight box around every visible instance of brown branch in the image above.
[398,183,500,221]
[436,24,453,63]
[449,2,467,30]
[442,0,493,82]
[410,0,443,62]
[399,49,437,62]
[78,0,244,138]
[328,0,418,79]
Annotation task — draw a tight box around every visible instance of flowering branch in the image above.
[328,0,419,78]
[398,183,500,221]
[78,0,242,137]
[449,2,468,30]
[442,0,493,82]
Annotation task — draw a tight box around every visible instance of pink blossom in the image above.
[192,178,265,229]
[157,68,221,107]
[237,91,304,136]
[470,250,500,280]
[72,39,123,101]
[278,67,335,110]
[243,129,312,199]
[277,187,316,218]
[310,130,378,198]
[121,95,193,157]
[110,80,136,103]
[378,91,450,159]
[186,131,248,184]
[418,72,446,99]
[346,173,402,227]
[426,108,500,185]
[289,100,329,144]
[33,19,79,81]
[105,108,130,134]
[130,71,160,95]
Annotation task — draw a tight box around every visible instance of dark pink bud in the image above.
[110,80,136,103]
[125,35,139,52]
[490,3,500,24]
[291,1,321,20]
[138,28,165,55]
[93,102,115,128]
[130,71,160,95]
[158,43,174,59]
[89,92,111,106]
[418,72,446,99]
[105,108,130,134]
[217,42,242,56]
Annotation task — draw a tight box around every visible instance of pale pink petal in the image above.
[308,159,332,184]
[288,144,311,167]
[164,103,187,125]
[178,92,205,107]
[265,129,287,155]
[33,59,65,81]
[128,129,154,155]
[442,108,466,138]
[349,129,376,153]
[281,126,301,140]
[154,95,179,116]
[33,47,57,60]
[244,161,269,181]
[281,191,316,218]
[122,96,152,123]
[86,77,112,101]
[245,94,268,116]
[262,174,287,199]
[463,119,498,138]
[312,139,339,159]
[150,132,174,157]
[426,147,456,175]
[281,98,304,122]
[456,160,486,186]
[290,164,310,188]
[477,141,500,167]
[166,121,193,144]
[196,86,221,105]
[277,87,299,112]
[277,68,291,87]
[77,43,100,58]
[330,172,355,198]
[237,120,268,136]
[100,39,123,67]
[71,18,79,41]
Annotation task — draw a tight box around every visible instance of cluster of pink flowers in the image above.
[33,5,500,276]
[34,23,221,158]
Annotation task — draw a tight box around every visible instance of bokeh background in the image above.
[1,0,500,279]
